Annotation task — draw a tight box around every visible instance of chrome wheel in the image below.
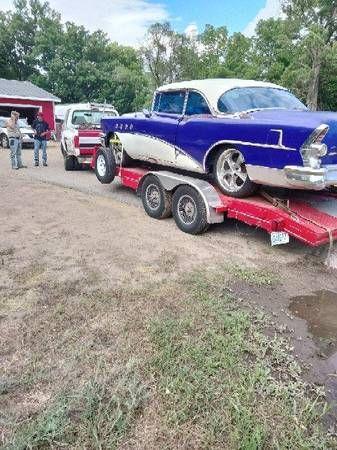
[145,183,160,210]
[177,194,197,224]
[216,148,248,193]
[96,154,106,177]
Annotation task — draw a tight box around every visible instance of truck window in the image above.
[71,110,116,127]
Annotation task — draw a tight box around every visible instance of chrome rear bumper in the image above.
[284,165,337,190]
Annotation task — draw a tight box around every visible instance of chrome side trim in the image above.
[202,139,296,171]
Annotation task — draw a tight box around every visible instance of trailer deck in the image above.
[115,166,337,247]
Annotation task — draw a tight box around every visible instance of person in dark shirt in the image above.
[32,112,50,167]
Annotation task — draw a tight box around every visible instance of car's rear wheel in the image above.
[213,147,257,198]
[1,134,9,149]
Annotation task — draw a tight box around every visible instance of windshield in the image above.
[18,119,29,127]
[72,110,116,127]
[218,87,307,114]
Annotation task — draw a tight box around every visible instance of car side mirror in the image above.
[143,109,151,118]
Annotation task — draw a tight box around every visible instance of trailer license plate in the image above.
[271,231,289,246]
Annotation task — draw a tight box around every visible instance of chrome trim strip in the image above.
[202,139,296,171]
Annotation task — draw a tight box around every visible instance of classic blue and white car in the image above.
[101,79,337,197]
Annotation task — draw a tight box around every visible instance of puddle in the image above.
[289,290,337,357]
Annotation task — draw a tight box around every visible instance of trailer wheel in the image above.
[141,175,172,219]
[95,146,116,184]
[172,185,209,235]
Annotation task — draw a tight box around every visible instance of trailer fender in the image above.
[143,171,224,224]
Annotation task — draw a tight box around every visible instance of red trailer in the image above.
[93,147,337,248]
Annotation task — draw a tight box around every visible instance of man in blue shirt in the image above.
[32,112,50,167]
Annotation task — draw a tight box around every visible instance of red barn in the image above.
[0,79,61,129]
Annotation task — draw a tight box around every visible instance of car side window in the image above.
[155,91,185,115]
[185,91,211,116]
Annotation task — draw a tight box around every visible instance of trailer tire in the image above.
[172,185,209,235]
[141,175,172,219]
[95,146,116,184]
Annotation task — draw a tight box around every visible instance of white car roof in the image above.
[157,78,287,112]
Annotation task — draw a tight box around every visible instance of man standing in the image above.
[6,111,26,170]
[32,112,50,167]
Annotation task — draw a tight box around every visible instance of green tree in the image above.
[222,32,254,79]
[283,0,337,110]
[141,22,203,87]
[199,25,228,78]
[0,0,149,113]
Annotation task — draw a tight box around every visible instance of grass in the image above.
[149,272,332,449]
[2,260,336,449]
[6,362,147,450]
[227,264,278,287]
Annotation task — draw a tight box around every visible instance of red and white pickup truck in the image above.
[59,103,118,170]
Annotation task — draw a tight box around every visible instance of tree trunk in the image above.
[306,48,322,111]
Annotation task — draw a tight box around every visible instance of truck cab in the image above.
[60,103,118,170]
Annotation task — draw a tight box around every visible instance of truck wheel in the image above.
[141,175,172,219]
[1,134,9,149]
[64,155,76,171]
[172,185,209,235]
[95,146,116,184]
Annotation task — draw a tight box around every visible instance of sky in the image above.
[0,0,282,46]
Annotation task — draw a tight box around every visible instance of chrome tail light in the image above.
[300,124,329,169]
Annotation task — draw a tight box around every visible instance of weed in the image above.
[8,396,72,450]
[227,264,278,286]
[7,361,147,449]
[149,272,331,449]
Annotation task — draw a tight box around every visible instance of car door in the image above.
[175,90,213,172]
[120,90,186,167]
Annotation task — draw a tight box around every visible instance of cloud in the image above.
[185,22,198,40]
[243,0,282,36]
[1,0,170,46]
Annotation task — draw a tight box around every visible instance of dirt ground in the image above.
[1,144,337,447]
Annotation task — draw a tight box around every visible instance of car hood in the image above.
[21,127,34,134]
